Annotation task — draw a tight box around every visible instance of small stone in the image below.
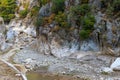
[24,58,33,64]
[15,74,21,77]
[25,64,32,69]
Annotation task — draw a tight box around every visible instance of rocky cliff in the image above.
[0,0,120,57]
[31,0,120,57]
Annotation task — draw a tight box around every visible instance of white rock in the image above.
[25,64,32,69]
[24,58,33,64]
[110,58,120,71]
[23,27,36,37]
[6,28,15,42]
[15,73,21,77]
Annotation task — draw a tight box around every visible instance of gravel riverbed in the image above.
[12,49,120,80]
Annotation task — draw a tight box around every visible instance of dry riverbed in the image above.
[1,47,120,80]
[13,49,120,80]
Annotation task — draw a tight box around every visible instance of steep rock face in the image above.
[93,11,120,55]
[1,0,120,57]
[0,17,9,52]
[32,0,120,57]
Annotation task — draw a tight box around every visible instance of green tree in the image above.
[70,4,90,26]
[82,14,95,30]
[70,4,95,40]
[55,12,69,28]
[79,30,90,40]
[52,0,65,13]
[19,9,28,18]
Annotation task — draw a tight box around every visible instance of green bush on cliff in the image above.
[70,4,90,26]
[0,0,16,22]
[79,30,90,40]
[30,6,40,17]
[81,0,89,4]
[79,14,95,39]
[34,17,44,27]
[55,12,69,28]
[70,4,95,40]
[38,0,50,7]
[100,0,120,14]
[82,14,95,30]
[70,4,90,17]
[19,9,28,18]
[52,0,65,13]
[113,0,120,12]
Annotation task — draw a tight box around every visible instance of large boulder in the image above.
[110,58,120,71]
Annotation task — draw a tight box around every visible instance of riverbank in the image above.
[12,49,120,80]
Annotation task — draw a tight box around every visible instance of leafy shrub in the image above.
[70,4,95,40]
[106,4,114,16]
[0,0,16,22]
[70,4,90,26]
[52,0,65,13]
[79,30,90,40]
[81,0,89,4]
[70,4,90,16]
[82,14,95,30]
[30,6,40,17]
[19,9,28,18]
[55,12,69,28]
[100,0,120,13]
[113,0,120,12]
[43,13,55,24]
[38,0,50,6]
[100,0,108,8]
[34,17,44,27]
[79,14,95,39]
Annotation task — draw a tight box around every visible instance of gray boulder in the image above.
[6,27,15,43]
[110,58,120,71]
